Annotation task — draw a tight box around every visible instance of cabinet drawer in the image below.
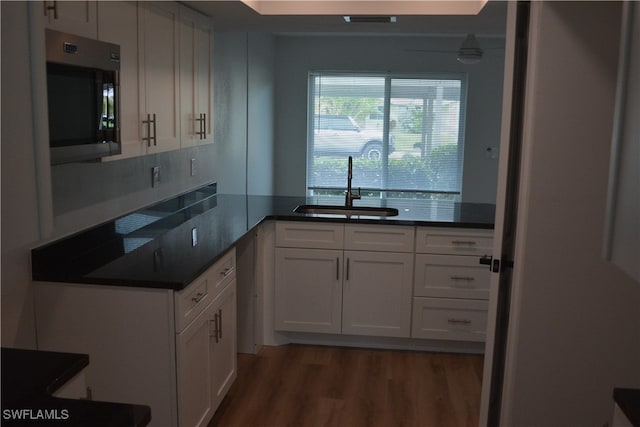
[210,248,236,296]
[414,254,490,299]
[344,224,414,253]
[276,221,344,249]
[412,297,488,342]
[415,227,493,255]
[175,248,235,332]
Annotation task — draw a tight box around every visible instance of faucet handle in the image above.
[354,187,362,200]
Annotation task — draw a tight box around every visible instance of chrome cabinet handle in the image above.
[142,113,156,147]
[448,318,472,325]
[220,267,233,277]
[209,317,219,342]
[44,1,58,18]
[195,113,206,139]
[450,276,475,281]
[451,240,477,246]
[218,309,222,340]
[191,292,206,304]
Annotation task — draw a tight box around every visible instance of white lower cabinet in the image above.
[412,227,493,342]
[342,250,413,337]
[412,297,488,342]
[274,222,414,338]
[210,281,237,410]
[274,221,493,346]
[176,278,236,427]
[34,248,237,427]
[275,247,342,334]
[176,300,216,427]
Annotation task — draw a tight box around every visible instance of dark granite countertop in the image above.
[1,347,151,426]
[32,183,495,290]
[614,388,640,427]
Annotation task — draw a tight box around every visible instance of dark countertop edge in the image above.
[44,354,90,396]
[265,212,495,229]
[614,388,640,427]
[1,348,151,427]
[33,209,494,290]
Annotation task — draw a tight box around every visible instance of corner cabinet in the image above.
[274,222,414,338]
[34,248,237,427]
[179,7,214,147]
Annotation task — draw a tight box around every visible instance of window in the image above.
[307,73,466,201]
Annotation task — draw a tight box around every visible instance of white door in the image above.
[478,2,526,425]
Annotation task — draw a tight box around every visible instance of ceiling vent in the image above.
[343,16,397,23]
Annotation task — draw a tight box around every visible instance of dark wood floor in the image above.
[209,344,484,427]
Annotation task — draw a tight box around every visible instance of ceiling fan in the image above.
[405,33,503,64]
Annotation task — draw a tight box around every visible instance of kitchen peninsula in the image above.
[31,182,495,427]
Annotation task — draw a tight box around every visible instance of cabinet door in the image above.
[342,251,413,338]
[97,1,143,161]
[176,301,215,427]
[210,280,237,412]
[138,1,180,154]
[180,7,214,148]
[275,248,342,334]
[43,1,97,38]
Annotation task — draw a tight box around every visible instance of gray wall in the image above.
[52,145,216,236]
[213,32,276,195]
[273,35,505,203]
[502,2,640,425]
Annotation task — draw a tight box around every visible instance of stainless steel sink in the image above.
[294,204,399,217]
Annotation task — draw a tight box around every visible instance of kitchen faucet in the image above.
[345,156,361,207]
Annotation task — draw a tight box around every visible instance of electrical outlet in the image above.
[190,158,196,177]
[152,166,160,187]
[191,227,198,247]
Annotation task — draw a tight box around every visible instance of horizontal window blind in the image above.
[308,73,465,200]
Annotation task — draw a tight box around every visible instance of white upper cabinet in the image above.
[43,1,97,38]
[43,1,214,161]
[137,1,181,154]
[179,6,214,147]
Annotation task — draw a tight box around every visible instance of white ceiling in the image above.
[181,0,507,37]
